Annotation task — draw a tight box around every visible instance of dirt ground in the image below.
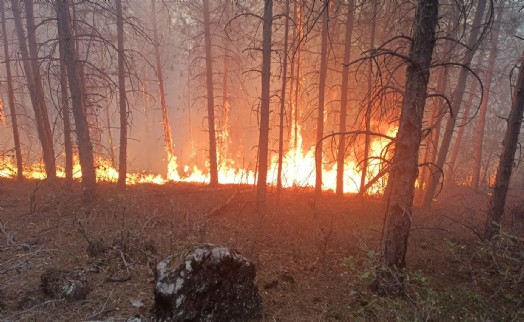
[0,179,523,321]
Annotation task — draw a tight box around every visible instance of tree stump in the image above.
[153,244,262,322]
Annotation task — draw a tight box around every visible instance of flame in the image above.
[0,127,396,193]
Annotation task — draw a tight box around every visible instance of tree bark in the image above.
[277,0,290,200]
[256,0,273,212]
[56,0,96,200]
[376,0,438,293]
[484,52,524,240]
[315,0,329,197]
[360,0,378,195]
[10,0,56,180]
[472,6,502,189]
[116,0,128,190]
[202,0,219,186]
[1,0,23,182]
[423,0,487,207]
[336,0,355,196]
[448,63,481,176]
[58,27,73,186]
[151,0,179,181]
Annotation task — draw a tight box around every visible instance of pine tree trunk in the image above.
[423,0,487,207]
[1,0,23,181]
[448,66,481,176]
[10,0,56,180]
[58,30,73,186]
[336,0,355,196]
[202,0,219,186]
[472,6,502,189]
[277,0,290,200]
[151,0,179,181]
[484,51,524,240]
[315,0,329,196]
[256,0,273,212]
[360,0,378,195]
[56,0,96,200]
[376,0,438,294]
[116,0,128,190]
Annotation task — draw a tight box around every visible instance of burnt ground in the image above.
[0,179,523,321]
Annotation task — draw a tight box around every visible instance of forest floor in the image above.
[0,179,523,321]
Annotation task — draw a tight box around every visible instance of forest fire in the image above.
[0,126,395,193]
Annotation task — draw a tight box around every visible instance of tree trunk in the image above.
[277,0,290,200]
[1,0,23,182]
[256,0,273,212]
[360,0,378,195]
[336,0,355,196]
[423,0,487,207]
[116,0,128,190]
[151,0,179,181]
[484,51,524,240]
[376,0,438,294]
[472,6,502,189]
[56,0,97,200]
[10,0,56,180]
[202,0,219,186]
[448,63,481,176]
[58,28,73,186]
[315,0,329,197]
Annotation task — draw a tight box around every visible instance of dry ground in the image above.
[0,179,523,321]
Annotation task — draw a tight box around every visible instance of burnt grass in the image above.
[0,179,523,321]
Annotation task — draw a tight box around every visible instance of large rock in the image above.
[153,244,262,322]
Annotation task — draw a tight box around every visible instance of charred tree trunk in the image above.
[151,0,179,181]
[360,0,378,195]
[256,0,273,212]
[56,0,96,200]
[472,6,502,189]
[1,0,23,181]
[58,30,73,186]
[375,0,438,293]
[116,0,128,190]
[10,0,56,180]
[336,0,355,196]
[484,52,524,240]
[423,0,487,207]
[202,0,219,186]
[277,0,290,200]
[315,0,329,197]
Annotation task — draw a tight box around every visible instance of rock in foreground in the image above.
[153,244,262,322]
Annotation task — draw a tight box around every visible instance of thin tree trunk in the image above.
[1,0,23,182]
[151,0,179,181]
[116,0,128,190]
[360,0,378,195]
[10,0,56,180]
[484,51,524,240]
[56,0,96,200]
[448,70,480,175]
[423,0,487,207]
[472,6,502,189]
[315,0,329,197]
[58,31,73,185]
[256,0,273,212]
[202,0,219,186]
[336,0,355,196]
[277,0,290,200]
[220,0,231,166]
[376,0,438,293]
